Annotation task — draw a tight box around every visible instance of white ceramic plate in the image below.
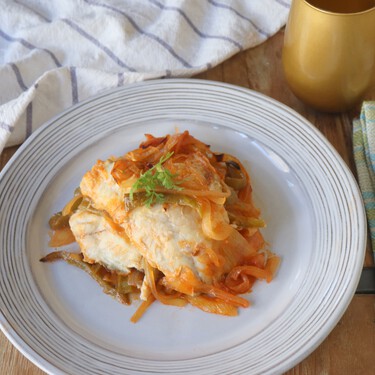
[0,79,366,375]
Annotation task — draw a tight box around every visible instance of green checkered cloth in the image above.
[353,101,375,261]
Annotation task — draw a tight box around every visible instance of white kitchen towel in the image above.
[0,0,290,152]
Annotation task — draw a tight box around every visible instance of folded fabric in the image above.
[0,0,291,153]
[353,101,375,261]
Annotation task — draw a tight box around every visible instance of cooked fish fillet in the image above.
[79,160,126,224]
[79,152,226,226]
[125,204,208,280]
[124,202,257,290]
[69,209,143,274]
[76,152,255,295]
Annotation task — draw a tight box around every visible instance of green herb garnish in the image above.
[129,152,182,207]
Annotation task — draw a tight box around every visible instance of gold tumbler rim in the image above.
[303,0,375,16]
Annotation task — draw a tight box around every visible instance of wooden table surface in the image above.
[1,29,374,375]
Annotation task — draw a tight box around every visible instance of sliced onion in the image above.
[186,295,238,316]
[200,199,233,241]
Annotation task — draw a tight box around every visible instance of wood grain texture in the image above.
[1,28,374,375]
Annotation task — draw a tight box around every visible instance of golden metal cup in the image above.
[282,0,375,112]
